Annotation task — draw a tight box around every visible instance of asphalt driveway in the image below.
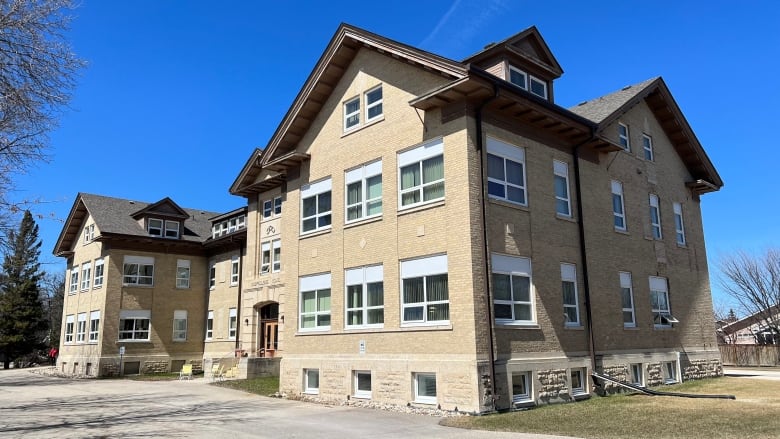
[0,368,577,439]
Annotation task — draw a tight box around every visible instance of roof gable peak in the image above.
[463,25,563,79]
[131,196,189,220]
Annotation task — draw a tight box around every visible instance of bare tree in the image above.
[0,0,84,220]
[718,249,780,344]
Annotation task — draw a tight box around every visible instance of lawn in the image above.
[441,377,780,439]
[213,375,280,396]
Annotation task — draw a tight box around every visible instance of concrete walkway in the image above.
[0,367,580,439]
[723,367,780,381]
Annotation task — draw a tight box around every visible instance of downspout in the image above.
[572,129,599,384]
[235,238,244,352]
[475,83,499,410]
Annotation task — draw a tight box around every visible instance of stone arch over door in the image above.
[255,301,279,358]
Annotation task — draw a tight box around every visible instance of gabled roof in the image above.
[53,193,221,257]
[570,77,724,193]
[463,25,563,79]
[130,197,189,220]
[230,23,466,197]
[719,305,780,335]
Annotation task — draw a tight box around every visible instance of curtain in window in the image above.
[347,285,362,325]
[422,156,444,201]
[401,164,421,205]
[317,289,331,326]
[347,182,362,220]
[426,274,449,321]
[366,175,382,215]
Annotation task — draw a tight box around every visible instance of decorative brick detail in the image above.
[143,360,169,374]
[682,359,722,381]
[537,368,568,404]
[101,362,119,377]
[646,363,663,386]
[600,364,630,393]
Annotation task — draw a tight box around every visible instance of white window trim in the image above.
[176,259,190,289]
[88,310,100,343]
[123,256,155,287]
[304,368,320,394]
[508,65,528,90]
[649,194,662,239]
[345,265,384,329]
[570,368,587,395]
[260,242,271,274]
[553,160,571,217]
[620,271,636,328]
[206,310,214,340]
[76,313,87,343]
[673,202,686,245]
[148,218,163,236]
[662,360,678,384]
[561,263,580,327]
[364,85,383,123]
[93,258,104,289]
[397,139,445,210]
[118,309,151,341]
[173,310,187,342]
[83,223,95,243]
[414,372,437,404]
[300,178,333,235]
[345,160,383,223]
[164,220,180,239]
[492,253,535,325]
[209,262,216,290]
[650,276,677,328]
[353,370,372,399]
[630,363,644,386]
[228,308,237,340]
[64,315,75,344]
[299,273,332,332]
[642,134,654,161]
[344,95,360,131]
[529,75,548,99]
[80,262,92,291]
[486,137,527,206]
[230,256,240,286]
[400,254,449,327]
[612,180,626,231]
[69,268,79,294]
[272,239,281,273]
[263,196,282,219]
[512,371,532,403]
[618,123,630,151]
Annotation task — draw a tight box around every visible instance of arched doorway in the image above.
[257,303,279,358]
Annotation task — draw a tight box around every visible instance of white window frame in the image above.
[209,262,216,289]
[118,310,151,341]
[491,253,535,325]
[83,223,95,243]
[80,262,91,291]
[553,160,571,217]
[673,202,686,245]
[93,258,104,289]
[69,267,79,294]
[662,360,678,384]
[398,139,445,209]
[64,314,74,343]
[272,239,281,273]
[529,75,548,99]
[228,308,237,340]
[401,254,449,326]
[618,123,630,151]
[561,264,580,327]
[263,196,282,219]
[570,368,587,395]
[508,65,528,90]
[414,372,437,404]
[642,133,654,161]
[300,178,332,234]
[260,242,271,274]
[176,259,190,289]
[123,256,154,286]
[620,272,636,328]
[345,160,383,223]
[206,310,214,340]
[88,310,100,342]
[76,313,87,343]
[650,276,678,328]
[353,370,372,399]
[147,218,163,236]
[612,180,626,231]
[164,220,180,239]
[649,194,662,239]
[486,137,527,206]
[630,363,644,386]
[230,256,240,286]
[299,273,331,332]
[344,95,360,131]
[512,371,532,403]
[173,310,187,341]
[345,265,384,329]
[304,368,320,394]
[365,85,383,123]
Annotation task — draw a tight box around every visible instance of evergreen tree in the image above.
[0,210,47,368]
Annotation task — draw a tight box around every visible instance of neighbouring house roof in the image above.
[570,77,723,193]
[718,305,780,335]
[53,193,221,257]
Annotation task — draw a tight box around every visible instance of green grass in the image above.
[441,377,780,439]
[213,375,280,396]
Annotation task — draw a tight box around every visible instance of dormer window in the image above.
[529,76,547,99]
[148,218,179,239]
[148,218,163,236]
[509,66,527,89]
[165,221,180,238]
[508,65,547,99]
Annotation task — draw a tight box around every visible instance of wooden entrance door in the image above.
[263,321,278,357]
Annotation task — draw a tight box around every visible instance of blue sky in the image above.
[12,0,780,313]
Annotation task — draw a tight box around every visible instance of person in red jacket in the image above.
[48,347,58,366]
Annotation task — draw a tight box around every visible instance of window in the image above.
[118,310,151,341]
[345,265,384,328]
[662,361,678,383]
[93,259,104,288]
[650,276,678,327]
[228,308,237,339]
[148,218,163,236]
[561,264,580,326]
[274,197,282,215]
[123,256,154,286]
[345,160,382,222]
[299,273,331,331]
[88,311,100,342]
[263,196,282,219]
[414,373,437,404]
[642,134,654,161]
[272,239,281,272]
[630,363,644,386]
[76,313,87,342]
[206,310,214,340]
[69,268,79,294]
[487,137,526,205]
[398,139,445,208]
[512,371,532,403]
[649,194,662,239]
[83,223,94,243]
[570,368,587,395]
[173,310,187,341]
[620,272,636,328]
[529,75,547,99]
[673,202,686,245]
[261,242,271,274]
[64,315,74,343]
[553,160,571,217]
[509,66,527,90]
[344,96,360,130]
[353,370,372,399]
[301,178,332,234]
[209,263,216,289]
[230,256,239,286]
[304,369,320,394]
[618,123,630,151]
[492,253,534,324]
[80,262,91,291]
[612,180,626,231]
[176,259,190,288]
[401,254,448,325]
[165,221,179,238]
[365,86,383,122]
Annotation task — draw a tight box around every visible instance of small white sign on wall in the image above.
[359,340,366,354]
